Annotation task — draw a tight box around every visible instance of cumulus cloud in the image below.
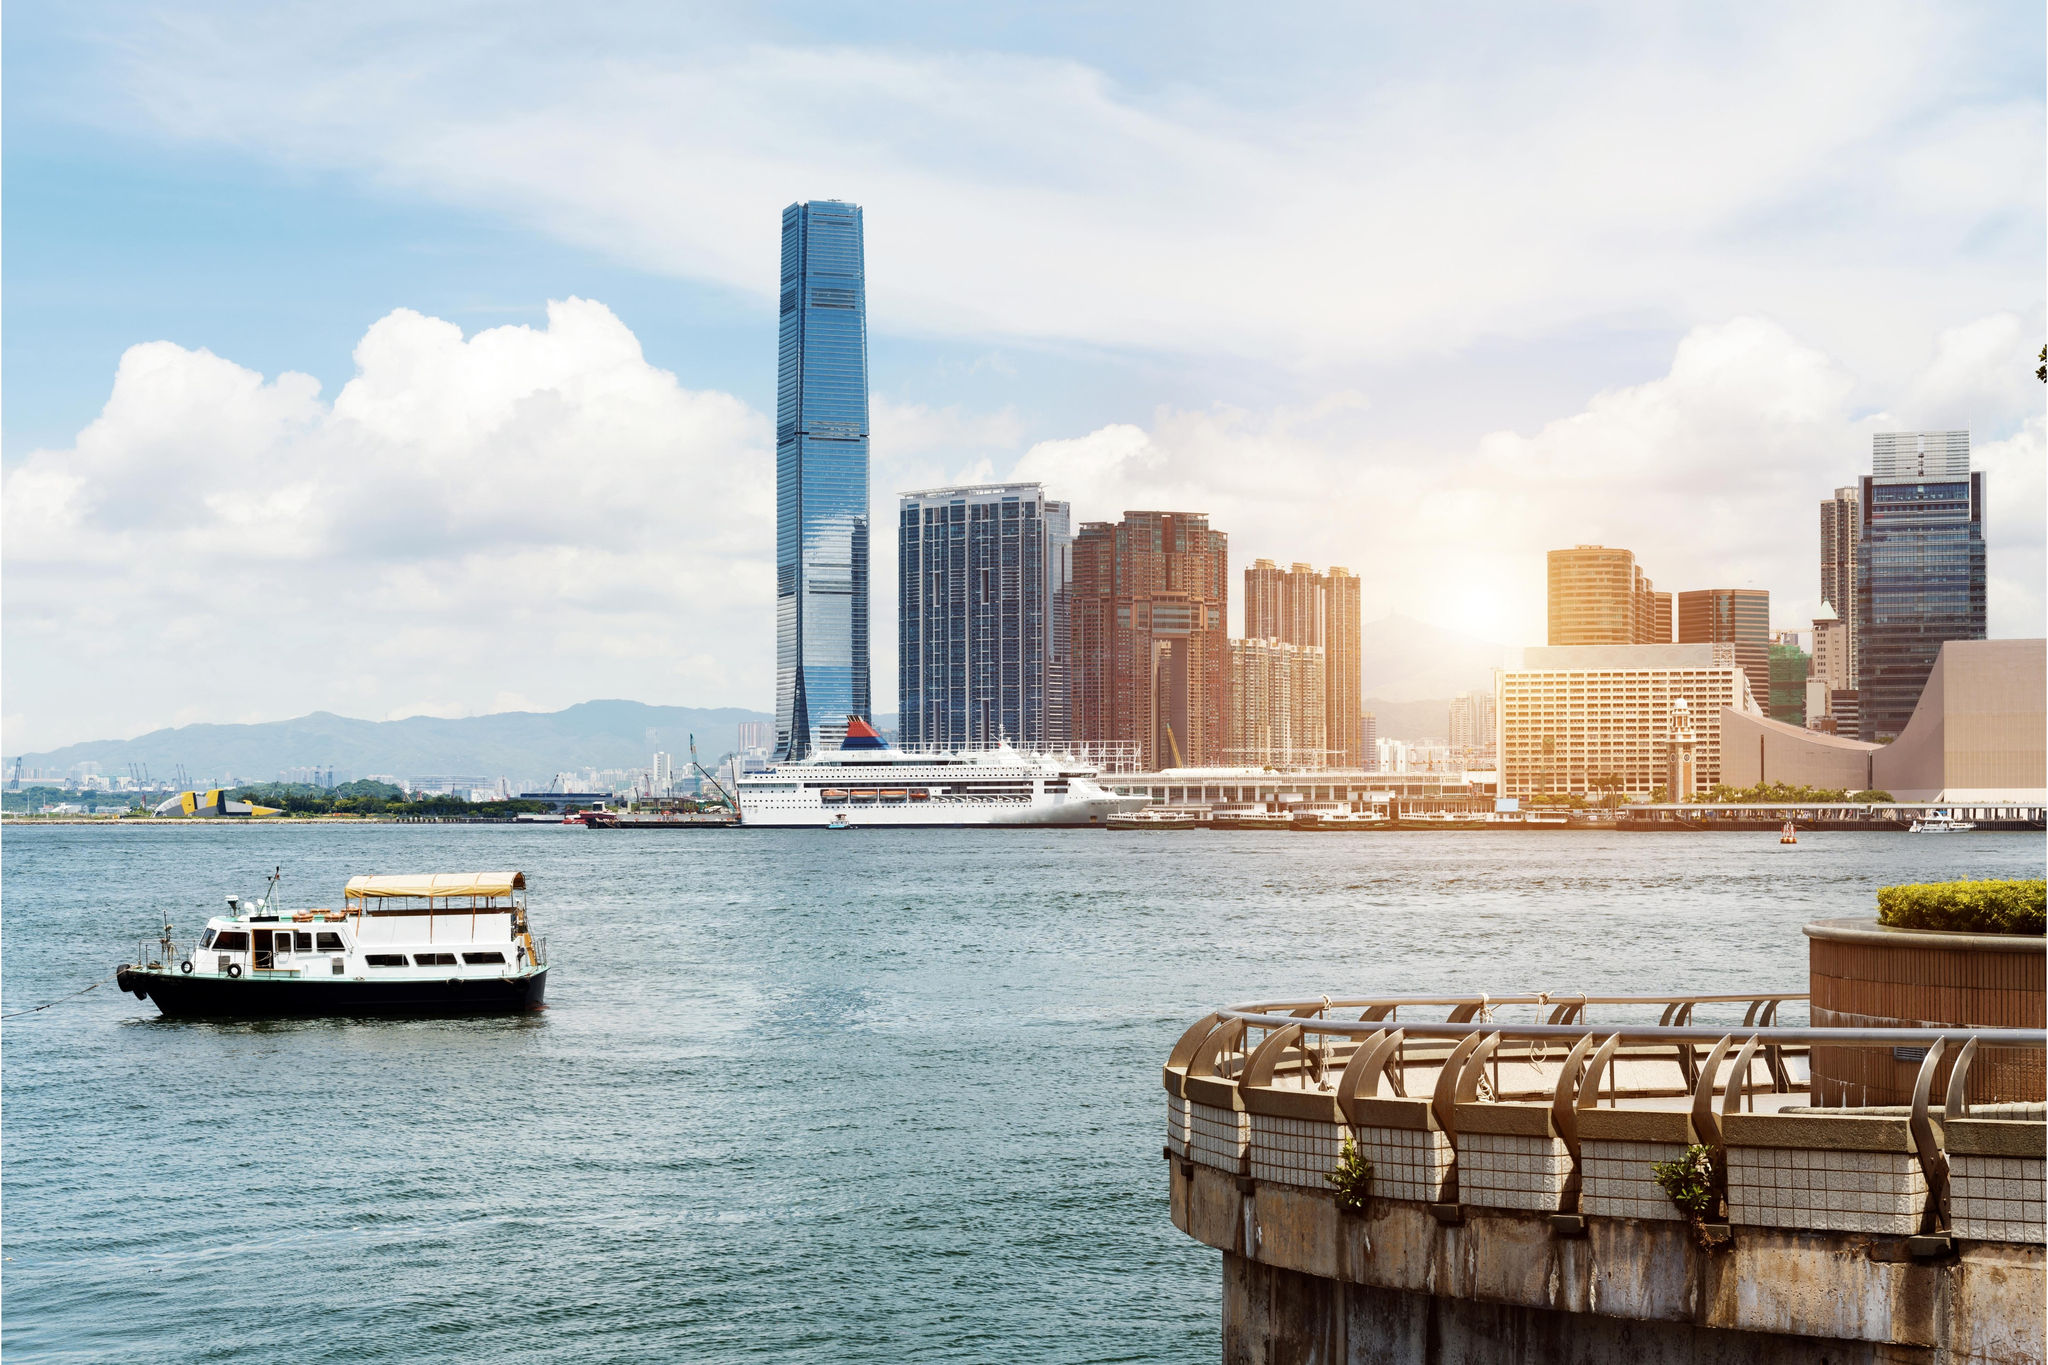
[6,302,2039,755]
[2,299,770,753]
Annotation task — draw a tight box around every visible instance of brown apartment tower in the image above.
[1242,558,1361,766]
[1069,511,1229,770]
[1547,546,1670,645]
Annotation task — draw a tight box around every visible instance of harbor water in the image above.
[4,825,2042,1363]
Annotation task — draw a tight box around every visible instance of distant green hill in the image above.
[11,700,775,786]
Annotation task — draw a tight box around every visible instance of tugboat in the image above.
[115,869,548,1018]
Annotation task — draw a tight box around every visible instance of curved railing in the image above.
[1163,991,2047,1249]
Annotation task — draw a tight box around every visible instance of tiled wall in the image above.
[1189,1100,1249,1173]
[1581,1139,1687,1221]
[1728,1147,1926,1235]
[1459,1132,1569,1212]
[1951,1154,2046,1244]
[1166,1092,1191,1157]
[1249,1114,1348,1188]
[1355,1125,1452,1203]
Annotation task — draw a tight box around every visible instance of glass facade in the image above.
[776,201,870,759]
[898,484,1070,750]
[1854,471,1985,742]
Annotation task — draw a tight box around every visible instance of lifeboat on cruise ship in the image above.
[821,789,849,802]
[877,789,910,801]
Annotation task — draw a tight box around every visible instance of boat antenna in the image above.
[264,865,284,916]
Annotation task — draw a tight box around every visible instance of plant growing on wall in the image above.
[1327,1137,1373,1214]
[1651,1144,1728,1247]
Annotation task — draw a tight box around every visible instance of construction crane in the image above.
[688,735,737,812]
[1164,723,1186,769]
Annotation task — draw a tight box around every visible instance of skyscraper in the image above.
[1241,558,1359,766]
[1547,546,1667,645]
[1323,568,1363,766]
[775,200,870,759]
[1855,432,1985,741]
[1820,485,1860,684]
[1069,511,1229,770]
[1676,588,1771,701]
[898,483,1070,751]
[1227,638,1325,768]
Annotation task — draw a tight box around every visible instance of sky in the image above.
[4,1,2043,754]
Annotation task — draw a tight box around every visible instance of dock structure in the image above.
[1620,801,2046,831]
[1163,992,2044,1364]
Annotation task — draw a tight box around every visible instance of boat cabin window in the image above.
[414,952,458,967]
[316,932,345,952]
[293,932,314,952]
[200,929,217,949]
[462,951,506,965]
[213,931,249,952]
[365,954,408,967]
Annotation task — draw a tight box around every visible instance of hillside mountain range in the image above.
[12,616,1504,782]
[13,701,774,787]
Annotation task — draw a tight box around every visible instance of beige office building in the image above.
[1547,546,1670,646]
[1496,644,1758,799]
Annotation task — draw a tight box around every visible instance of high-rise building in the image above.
[1768,633,1809,727]
[1359,712,1379,772]
[1806,606,1850,732]
[1324,568,1363,767]
[1676,589,1771,699]
[1239,558,1361,766]
[775,200,870,759]
[1447,691,1496,764]
[1547,546,1667,645]
[1495,644,1756,799]
[1069,511,1229,770]
[1820,485,1860,684]
[898,483,1070,751]
[1227,638,1326,768]
[1855,432,1985,742]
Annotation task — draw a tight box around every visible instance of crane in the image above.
[688,734,737,812]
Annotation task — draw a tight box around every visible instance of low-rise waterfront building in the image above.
[1495,644,1758,800]
[1107,767,1492,815]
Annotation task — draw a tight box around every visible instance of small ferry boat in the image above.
[1291,806,1389,830]
[1210,807,1293,831]
[1108,807,1200,830]
[115,870,547,1018]
[1909,811,1976,833]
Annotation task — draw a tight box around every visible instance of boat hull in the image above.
[117,967,548,1018]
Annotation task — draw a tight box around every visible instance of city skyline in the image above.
[1,6,2042,755]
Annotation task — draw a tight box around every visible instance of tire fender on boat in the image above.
[180,960,194,974]
[226,962,242,978]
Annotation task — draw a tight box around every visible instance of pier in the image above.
[1163,990,2045,1363]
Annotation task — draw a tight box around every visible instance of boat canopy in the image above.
[344,872,525,905]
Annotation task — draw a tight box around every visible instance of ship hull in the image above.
[117,967,548,1018]
[736,798,1133,829]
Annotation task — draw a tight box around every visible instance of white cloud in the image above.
[2,299,771,753]
[94,4,2040,407]
[6,303,2038,754]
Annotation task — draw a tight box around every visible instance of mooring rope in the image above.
[1,973,117,1019]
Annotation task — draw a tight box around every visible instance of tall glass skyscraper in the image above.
[1854,432,1985,742]
[898,483,1071,751]
[776,201,870,759]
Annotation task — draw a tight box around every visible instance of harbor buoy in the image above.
[1780,821,1798,845]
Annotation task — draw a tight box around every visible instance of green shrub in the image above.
[1326,1137,1374,1214]
[1877,879,2046,936]
[1651,1144,1719,1221]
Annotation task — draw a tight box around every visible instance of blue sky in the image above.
[4,2,2043,751]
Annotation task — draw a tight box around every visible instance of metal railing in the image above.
[1164,991,2046,1246]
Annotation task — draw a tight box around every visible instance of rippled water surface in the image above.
[4,825,2041,1362]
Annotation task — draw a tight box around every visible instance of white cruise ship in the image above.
[736,718,1148,828]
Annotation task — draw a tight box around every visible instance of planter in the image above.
[1806,917,2045,1106]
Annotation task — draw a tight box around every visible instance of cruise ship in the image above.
[735,718,1148,828]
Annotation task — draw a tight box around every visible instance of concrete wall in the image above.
[1720,709,1879,790]
[1171,1162,2046,1365]
[1717,639,2045,800]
